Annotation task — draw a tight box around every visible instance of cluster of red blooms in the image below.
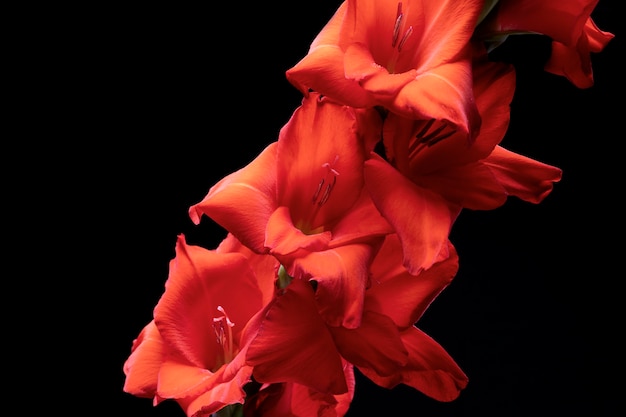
[123,1,613,416]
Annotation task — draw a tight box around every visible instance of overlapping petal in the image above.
[366,235,459,328]
[376,50,561,211]
[483,145,563,204]
[290,243,377,328]
[245,278,349,395]
[545,17,615,88]
[364,153,456,275]
[242,365,355,417]
[359,327,468,402]
[287,0,484,140]
[474,0,613,88]
[189,144,278,254]
[352,234,467,402]
[155,236,265,369]
[190,93,393,326]
[123,234,271,416]
[122,320,165,398]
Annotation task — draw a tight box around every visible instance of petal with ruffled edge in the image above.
[188,143,278,254]
[346,0,483,138]
[243,360,354,417]
[290,243,378,329]
[246,278,348,395]
[330,310,408,376]
[165,362,254,417]
[476,0,597,46]
[276,93,367,234]
[123,320,165,398]
[367,236,459,328]
[483,146,563,204]
[400,58,516,175]
[364,153,454,275]
[544,18,614,89]
[358,326,468,402]
[286,2,375,108]
[154,235,264,371]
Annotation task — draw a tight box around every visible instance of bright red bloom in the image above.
[122,234,274,416]
[242,233,466,403]
[286,0,484,141]
[364,50,562,273]
[189,93,394,328]
[474,0,614,88]
[383,51,562,209]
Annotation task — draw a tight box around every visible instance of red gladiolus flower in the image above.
[243,233,466,403]
[383,51,562,209]
[122,234,274,416]
[474,0,614,88]
[189,92,394,328]
[364,50,562,273]
[286,0,484,141]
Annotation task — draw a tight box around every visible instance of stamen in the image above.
[417,123,448,144]
[311,156,340,207]
[415,119,436,139]
[397,26,413,52]
[317,176,337,206]
[426,129,455,146]
[409,119,457,159]
[312,179,324,203]
[392,5,403,48]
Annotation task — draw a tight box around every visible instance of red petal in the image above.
[367,238,459,327]
[359,327,468,402]
[122,321,164,398]
[154,235,264,369]
[484,146,563,204]
[276,94,367,232]
[246,279,348,394]
[364,154,454,274]
[331,311,408,376]
[188,143,278,253]
[291,243,376,328]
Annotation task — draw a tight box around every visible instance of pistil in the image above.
[212,305,235,368]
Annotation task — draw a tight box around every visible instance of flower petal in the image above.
[330,310,408,376]
[359,326,468,402]
[483,146,563,204]
[291,243,376,329]
[189,143,278,253]
[246,278,348,395]
[266,206,332,257]
[122,320,164,398]
[154,235,264,369]
[367,237,459,328]
[276,93,367,233]
[364,154,454,274]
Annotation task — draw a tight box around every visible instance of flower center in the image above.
[297,155,340,234]
[388,2,414,73]
[312,156,340,207]
[409,119,456,159]
[212,305,235,368]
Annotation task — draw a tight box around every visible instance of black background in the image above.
[85,2,622,416]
